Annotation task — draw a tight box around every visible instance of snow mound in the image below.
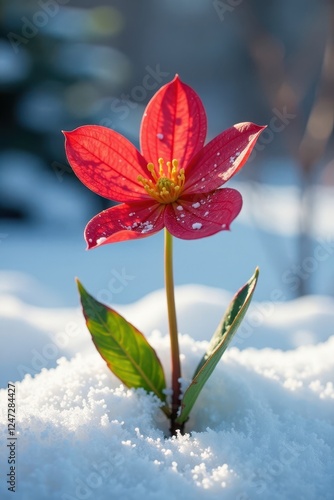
[0,330,333,499]
[1,275,334,498]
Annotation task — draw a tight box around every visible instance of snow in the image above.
[0,282,333,499]
[0,175,334,498]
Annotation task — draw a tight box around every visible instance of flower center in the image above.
[137,158,185,203]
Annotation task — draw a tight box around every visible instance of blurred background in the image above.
[1,0,334,306]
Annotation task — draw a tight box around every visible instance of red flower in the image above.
[64,75,265,248]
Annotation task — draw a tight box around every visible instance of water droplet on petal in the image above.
[96,236,107,245]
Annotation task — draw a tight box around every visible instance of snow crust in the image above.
[0,279,333,499]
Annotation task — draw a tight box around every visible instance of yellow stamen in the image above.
[158,158,164,176]
[137,158,185,204]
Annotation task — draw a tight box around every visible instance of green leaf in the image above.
[176,267,259,425]
[76,279,168,410]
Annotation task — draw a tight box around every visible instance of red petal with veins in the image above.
[64,126,150,203]
[164,188,242,240]
[184,123,266,194]
[140,75,207,168]
[85,201,165,248]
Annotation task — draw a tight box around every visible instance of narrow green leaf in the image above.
[176,268,259,425]
[76,279,168,407]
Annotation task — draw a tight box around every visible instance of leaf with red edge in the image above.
[164,188,242,240]
[140,75,207,167]
[85,201,165,249]
[77,279,170,415]
[185,123,266,194]
[63,125,149,203]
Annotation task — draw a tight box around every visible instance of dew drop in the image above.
[96,236,107,245]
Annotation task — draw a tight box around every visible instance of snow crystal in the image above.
[192,222,202,230]
[192,202,201,209]
[140,222,154,233]
[96,236,107,245]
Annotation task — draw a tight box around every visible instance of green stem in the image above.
[164,229,183,435]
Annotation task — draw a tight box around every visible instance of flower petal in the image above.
[184,123,266,194]
[164,188,242,240]
[140,75,207,167]
[64,125,150,202]
[85,201,165,248]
